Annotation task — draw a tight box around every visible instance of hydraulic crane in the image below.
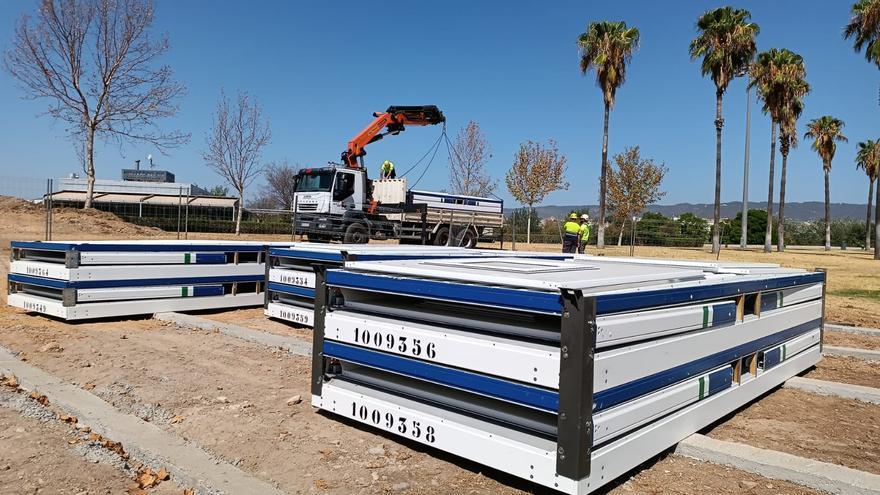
[341,105,446,168]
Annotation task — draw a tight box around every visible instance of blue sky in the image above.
[0,1,877,208]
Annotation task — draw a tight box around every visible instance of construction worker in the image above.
[578,214,591,254]
[562,213,580,253]
[380,160,396,179]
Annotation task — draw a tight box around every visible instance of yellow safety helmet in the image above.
[569,213,578,220]
[382,160,393,168]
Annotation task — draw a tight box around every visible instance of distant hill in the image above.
[505,202,870,222]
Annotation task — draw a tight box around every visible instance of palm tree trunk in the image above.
[764,122,776,253]
[712,90,724,254]
[824,166,831,251]
[875,181,879,260]
[866,177,874,250]
[598,102,610,249]
[777,144,788,253]
[527,206,532,244]
[617,218,625,246]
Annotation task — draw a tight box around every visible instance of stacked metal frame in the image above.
[7,240,286,320]
[310,256,825,494]
[265,244,571,328]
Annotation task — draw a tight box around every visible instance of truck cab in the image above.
[294,167,366,217]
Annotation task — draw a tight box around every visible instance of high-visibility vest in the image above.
[563,221,580,235]
[579,223,590,240]
[381,161,394,173]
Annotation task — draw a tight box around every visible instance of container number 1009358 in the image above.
[352,327,436,359]
[351,402,436,443]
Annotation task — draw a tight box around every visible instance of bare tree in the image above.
[505,140,568,243]
[260,159,299,209]
[4,0,188,207]
[448,121,496,197]
[203,90,271,235]
[607,146,667,245]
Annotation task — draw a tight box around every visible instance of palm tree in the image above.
[804,116,848,251]
[857,139,879,249]
[845,0,880,68]
[690,7,759,254]
[749,49,808,253]
[577,21,640,250]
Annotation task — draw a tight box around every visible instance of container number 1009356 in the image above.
[351,401,436,443]
[352,327,436,359]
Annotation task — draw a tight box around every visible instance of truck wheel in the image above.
[433,226,450,246]
[458,228,477,248]
[344,223,369,244]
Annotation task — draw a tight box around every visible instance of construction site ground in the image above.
[0,197,878,494]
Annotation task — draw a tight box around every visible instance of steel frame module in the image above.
[309,257,826,494]
[264,245,570,327]
[8,240,279,320]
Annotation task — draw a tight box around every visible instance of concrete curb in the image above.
[823,345,880,361]
[825,323,880,337]
[785,377,880,405]
[0,346,285,495]
[155,312,311,357]
[676,434,880,495]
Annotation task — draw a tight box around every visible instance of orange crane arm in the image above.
[342,105,445,168]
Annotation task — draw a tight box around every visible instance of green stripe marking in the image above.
[184,252,191,264]
[779,291,784,307]
[702,306,709,328]
[782,344,787,361]
[698,376,706,400]
[181,286,189,297]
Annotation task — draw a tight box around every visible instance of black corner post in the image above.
[815,267,827,352]
[263,247,271,309]
[556,289,597,480]
[311,267,329,396]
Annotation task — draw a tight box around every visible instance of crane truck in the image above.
[292,105,503,247]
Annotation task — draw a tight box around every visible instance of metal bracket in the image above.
[310,267,329,396]
[556,288,596,480]
[263,247,271,309]
[61,288,77,307]
[65,249,80,269]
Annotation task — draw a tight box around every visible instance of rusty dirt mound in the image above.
[51,207,162,236]
[0,195,42,214]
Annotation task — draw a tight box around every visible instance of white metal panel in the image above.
[8,292,264,320]
[597,301,734,347]
[593,366,720,444]
[315,346,819,495]
[76,285,206,302]
[325,310,559,386]
[78,252,227,265]
[266,302,314,327]
[268,268,316,289]
[343,258,705,291]
[594,300,821,394]
[10,260,265,281]
[780,283,823,307]
[574,254,788,274]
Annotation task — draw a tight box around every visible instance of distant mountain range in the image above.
[505,202,872,222]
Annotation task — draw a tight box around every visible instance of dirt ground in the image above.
[0,309,834,495]
[822,330,880,350]
[0,390,181,495]
[1,197,879,494]
[709,388,880,474]
[804,355,880,388]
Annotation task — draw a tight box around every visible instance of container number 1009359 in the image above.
[352,327,437,359]
[351,402,436,443]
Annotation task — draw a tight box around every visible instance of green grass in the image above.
[829,289,880,300]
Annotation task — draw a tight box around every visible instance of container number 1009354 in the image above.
[352,327,436,359]
[351,402,436,443]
